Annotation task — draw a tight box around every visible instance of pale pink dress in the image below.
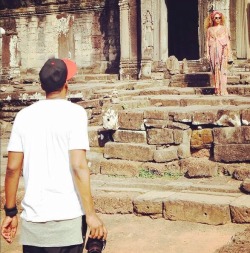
[207,26,230,95]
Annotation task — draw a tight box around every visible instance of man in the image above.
[1,58,107,253]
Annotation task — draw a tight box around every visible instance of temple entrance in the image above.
[166,0,199,60]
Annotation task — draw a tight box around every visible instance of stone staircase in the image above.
[1,60,250,227]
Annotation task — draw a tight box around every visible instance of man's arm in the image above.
[70,149,107,240]
[1,151,23,243]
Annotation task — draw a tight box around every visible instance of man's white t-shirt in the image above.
[8,99,90,222]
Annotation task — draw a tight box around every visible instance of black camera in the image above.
[85,238,106,253]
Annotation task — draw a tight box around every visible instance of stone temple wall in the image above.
[0,0,120,79]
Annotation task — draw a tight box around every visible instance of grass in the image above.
[138,168,183,180]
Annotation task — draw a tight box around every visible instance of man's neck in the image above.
[46,91,66,100]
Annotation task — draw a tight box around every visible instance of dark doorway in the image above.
[166,0,199,60]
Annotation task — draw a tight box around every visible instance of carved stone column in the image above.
[159,0,168,62]
[118,0,139,80]
[140,0,154,79]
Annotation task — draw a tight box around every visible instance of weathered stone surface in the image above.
[112,130,147,144]
[167,121,190,130]
[163,192,235,225]
[191,128,213,148]
[233,168,250,181]
[182,97,229,107]
[144,108,169,120]
[147,128,173,144]
[214,144,250,162]
[180,157,218,178]
[133,191,175,217]
[214,127,240,144]
[230,195,250,223]
[242,108,250,125]
[171,110,192,123]
[93,191,140,214]
[192,110,217,125]
[173,128,191,144]
[88,126,113,147]
[78,98,110,109]
[227,75,241,84]
[219,163,250,177]
[141,161,181,176]
[240,178,250,194]
[86,151,105,174]
[213,126,250,145]
[153,146,178,163]
[177,143,191,159]
[118,110,145,130]
[104,142,156,162]
[144,119,169,128]
[243,126,250,142]
[100,159,143,177]
[216,110,241,127]
[149,97,180,107]
[191,148,211,158]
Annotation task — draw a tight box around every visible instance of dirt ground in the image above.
[1,213,248,253]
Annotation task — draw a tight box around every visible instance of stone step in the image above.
[91,175,250,225]
[73,73,119,82]
[1,173,249,225]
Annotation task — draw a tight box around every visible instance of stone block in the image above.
[153,146,178,163]
[230,195,250,223]
[180,157,218,178]
[147,128,173,144]
[104,142,156,162]
[100,159,143,177]
[214,144,250,162]
[241,178,250,194]
[144,119,169,128]
[163,192,235,225]
[88,126,113,147]
[243,126,250,142]
[227,75,240,84]
[171,110,192,123]
[233,167,250,181]
[86,151,104,174]
[93,191,139,214]
[192,110,217,125]
[242,108,250,125]
[144,108,169,120]
[112,130,147,144]
[181,98,225,107]
[191,148,211,158]
[118,111,145,130]
[191,129,213,148]
[216,110,241,127]
[141,161,181,176]
[174,129,192,144]
[213,127,243,144]
[167,121,190,130]
[133,191,175,217]
[149,97,180,107]
[177,143,191,159]
[77,98,109,109]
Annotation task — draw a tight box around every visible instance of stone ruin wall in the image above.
[0,0,120,81]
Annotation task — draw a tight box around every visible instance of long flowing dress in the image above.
[207,26,230,95]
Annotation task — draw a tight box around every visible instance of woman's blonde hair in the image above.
[204,11,226,30]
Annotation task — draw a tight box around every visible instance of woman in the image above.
[205,11,232,96]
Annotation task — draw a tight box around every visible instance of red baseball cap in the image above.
[39,58,77,93]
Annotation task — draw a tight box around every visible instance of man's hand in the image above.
[86,213,107,240]
[1,216,18,243]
